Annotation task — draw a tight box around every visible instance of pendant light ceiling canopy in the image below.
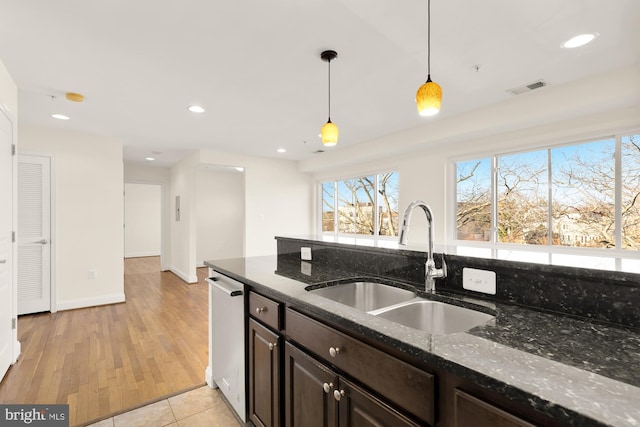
[416,0,442,117]
[320,49,338,147]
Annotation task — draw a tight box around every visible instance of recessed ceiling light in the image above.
[277,148,286,153]
[51,114,70,120]
[188,105,205,113]
[562,33,598,48]
[145,157,155,161]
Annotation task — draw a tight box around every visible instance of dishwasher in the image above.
[206,271,246,422]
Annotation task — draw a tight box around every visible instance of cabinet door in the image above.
[338,378,422,427]
[249,319,281,427]
[285,342,338,427]
[454,389,537,427]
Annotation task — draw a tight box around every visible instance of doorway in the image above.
[0,108,15,381]
[124,183,162,259]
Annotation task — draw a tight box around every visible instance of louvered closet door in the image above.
[17,155,51,315]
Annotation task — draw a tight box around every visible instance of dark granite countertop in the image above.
[204,255,640,427]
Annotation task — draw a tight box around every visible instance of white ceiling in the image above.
[0,0,638,167]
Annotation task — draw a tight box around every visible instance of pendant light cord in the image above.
[327,58,332,121]
[427,0,431,79]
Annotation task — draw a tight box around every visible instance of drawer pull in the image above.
[329,347,340,358]
[323,382,333,393]
[333,389,345,401]
[256,307,266,314]
[268,342,277,351]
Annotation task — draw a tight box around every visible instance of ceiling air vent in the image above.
[507,79,547,95]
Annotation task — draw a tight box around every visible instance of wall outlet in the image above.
[301,247,312,261]
[462,267,496,295]
[88,269,98,280]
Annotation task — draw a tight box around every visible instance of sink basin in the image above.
[374,300,494,334]
[308,281,416,312]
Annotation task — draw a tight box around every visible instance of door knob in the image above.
[329,347,340,358]
[323,382,333,393]
[36,239,48,244]
[333,389,345,401]
[268,342,277,351]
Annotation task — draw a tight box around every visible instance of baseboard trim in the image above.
[205,366,217,389]
[12,340,21,365]
[57,293,126,311]
[169,266,198,284]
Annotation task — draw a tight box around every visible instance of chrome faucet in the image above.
[398,200,447,293]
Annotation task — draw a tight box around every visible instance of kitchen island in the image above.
[205,241,640,427]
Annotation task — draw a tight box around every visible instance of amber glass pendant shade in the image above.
[321,120,339,146]
[416,77,442,116]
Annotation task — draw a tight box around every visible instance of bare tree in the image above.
[324,173,399,236]
[456,135,640,250]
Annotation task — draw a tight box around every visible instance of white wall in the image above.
[0,62,17,119]
[18,125,125,310]
[170,152,199,283]
[123,163,171,270]
[198,150,314,257]
[168,149,313,281]
[124,183,161,258]
[304,65,640,249]
[196,167,244,265]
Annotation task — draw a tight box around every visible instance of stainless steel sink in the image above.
[308,281,416,312]
[373,300,495,334]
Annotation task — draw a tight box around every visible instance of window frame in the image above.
[319,170,399,240]
[449,131,640,263]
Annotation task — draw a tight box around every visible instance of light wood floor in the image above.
[0,257,210,426]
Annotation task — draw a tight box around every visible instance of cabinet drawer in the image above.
[286,308,434,425]
[454,389,537,427]
[250,291,282,331]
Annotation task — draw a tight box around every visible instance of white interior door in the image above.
[0,110,14,381]
[17,154,51,315]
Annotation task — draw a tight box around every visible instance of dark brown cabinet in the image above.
[453,389,537,427]
[286,308,434,425]
[284,342,338,427]
[284,342,421,427]
[248,291,283,427]
[246,290,559,427]
[249,319,281,427]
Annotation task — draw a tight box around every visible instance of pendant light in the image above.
[416,0,442,116]
[320,50,338,147]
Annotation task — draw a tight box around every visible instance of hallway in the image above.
[0,257,210,426]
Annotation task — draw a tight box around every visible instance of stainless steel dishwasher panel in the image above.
[207,274,246,422]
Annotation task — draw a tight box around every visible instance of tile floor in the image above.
[85,385,241,427]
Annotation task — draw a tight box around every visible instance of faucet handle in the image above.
[440,255,447,278]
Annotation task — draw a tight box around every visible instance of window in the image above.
[455,133,640,251]
[322,172,399,237]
